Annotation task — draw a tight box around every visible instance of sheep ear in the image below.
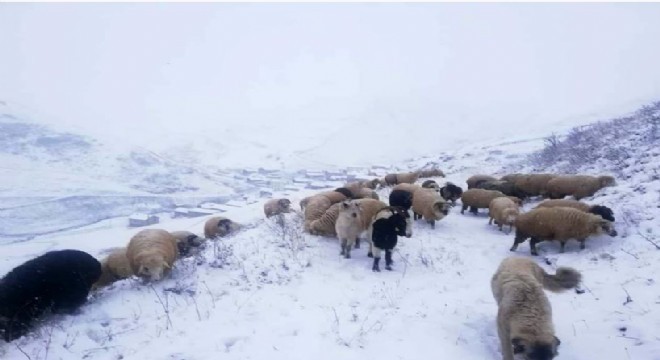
[162,261,171,269]
[554,336,561,347]
[511,338,525,354]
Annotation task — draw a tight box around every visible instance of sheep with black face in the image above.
[368,207,413,272]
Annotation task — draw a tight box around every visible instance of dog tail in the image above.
[542,266,582,292]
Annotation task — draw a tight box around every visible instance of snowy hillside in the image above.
[0,102,236,197]
[1,104,659,359]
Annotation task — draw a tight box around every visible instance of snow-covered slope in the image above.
[0,103,235,197]
[1,105,658,359]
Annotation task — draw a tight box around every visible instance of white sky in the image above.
[1,3,660,150]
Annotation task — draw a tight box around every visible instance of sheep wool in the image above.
[466,174,498,189]
[204,216,241,239]
[0,250,101,342]
[460,188,507,214]
[264,198,292,218]
[335,201,363,258]
[488,197,520,233]
[126,229,179,281]
[511,207,617,255]
[545,175,616,200]
[535,199,615,222]
[513,173,557,197]
[411,188,451,228]
[93,247,133,290]
[170,230,207,257]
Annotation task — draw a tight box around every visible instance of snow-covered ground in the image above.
[1,115,659,359]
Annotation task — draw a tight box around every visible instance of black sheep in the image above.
[368,207,412,272]
[439,183,463,204]
[0,249,101,342]
[389,189,414,211]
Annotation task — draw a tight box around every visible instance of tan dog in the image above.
[491,257,581,360]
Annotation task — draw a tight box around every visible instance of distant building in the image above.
[128,213,159,227]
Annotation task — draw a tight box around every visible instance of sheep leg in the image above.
[470,206,478,215]
[578,239,586,250]
[489,216,494,225]
[559,241,566,253]
[340,238,347,256]
[354,237,361,249]
[530,238,541,256]
[428,219,436,229]
[510,234,527,252]
[345,237,355,259]
[461,204,467,214]
[385,250,393,271]
[372,248,382,272]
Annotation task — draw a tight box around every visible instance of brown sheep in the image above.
[264,198,292,218]
[466,174,498,189]
[92,247,133,289]
[393,183,422,194]
[204,216,241,239]
[383,172,420,186]
[499,173,526,183]
[511,207,617,256]
[418,168,445,178]
[460,188,507,215]
[535,199,615,222]
[307,199,388,241]
[488,197,520,234]
[476,180,527,199]
[545,175,616,200]
[411,188,451,228]
[170,230,207,257]
[302,190,350,229]
[344,178,380,190]
[126,229,178,281]
[343,182,379,200]
[353,187,379,200]
[513,174,557,197]
[317,190,350,203]
[492,257,581,360]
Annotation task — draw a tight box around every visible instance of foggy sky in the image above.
[1,3,660,148]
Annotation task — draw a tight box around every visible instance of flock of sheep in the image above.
[0,167,619,360]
